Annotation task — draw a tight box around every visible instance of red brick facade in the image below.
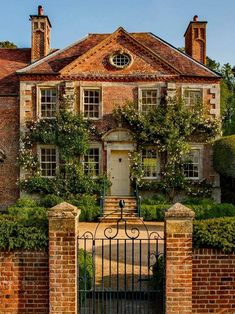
[0,97,20,209]
[0,251,49,313]
[192,248,235,313]
[0,7,221,206]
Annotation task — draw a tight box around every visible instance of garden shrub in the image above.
[193,217,235,252]
[141,204,170,221]
[78,249,93,291]
[141,203,235,221]
[68,195,100,222]
[142,194,168,205]
[214,135,235,177]
[39,194,64,207]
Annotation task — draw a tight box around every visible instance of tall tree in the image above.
[0,41,17,48]
[206,57,235,135]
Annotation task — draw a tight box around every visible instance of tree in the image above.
[0,41,17,48]
[206,57,235,135]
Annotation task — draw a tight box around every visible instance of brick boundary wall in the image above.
[165,203,195,314]
[48,202,79,314]
[0,251,49,313]
[192,248,235,313]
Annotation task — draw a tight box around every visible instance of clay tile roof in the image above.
[0,48,31,95]
[17,30,220,79]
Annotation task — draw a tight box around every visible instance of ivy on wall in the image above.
[114,96,220,199]
[19,109,110,197]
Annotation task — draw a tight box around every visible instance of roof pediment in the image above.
[59,27,181,77]
[17,28,220,79]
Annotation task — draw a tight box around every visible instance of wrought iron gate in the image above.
[78,209,165,314]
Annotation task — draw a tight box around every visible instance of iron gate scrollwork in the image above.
[78,208,165,314]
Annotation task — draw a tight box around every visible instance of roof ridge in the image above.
[149,32,221,78]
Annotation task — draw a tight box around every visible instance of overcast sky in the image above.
[1,0,234,66]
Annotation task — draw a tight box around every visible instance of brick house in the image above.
[0,6,221,208]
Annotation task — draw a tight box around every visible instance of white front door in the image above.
[110,150,130,195]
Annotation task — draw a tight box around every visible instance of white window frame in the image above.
[183,144,203,180]
[138,87,159,113]
[182,87,203,108]
[83,143,102,177]
[81,87,102,120]
[141,147,160,179]
[38,145,59,178]
[37,86,58,119]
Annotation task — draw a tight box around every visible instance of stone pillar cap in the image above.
[165,202,195,219]
[48,202,80,218]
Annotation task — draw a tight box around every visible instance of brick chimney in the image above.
[184,15,207,64]
[30,5,52,62]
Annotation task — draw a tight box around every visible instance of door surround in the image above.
[102,128,135,195]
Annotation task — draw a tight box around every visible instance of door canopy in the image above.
[102,128,133,142]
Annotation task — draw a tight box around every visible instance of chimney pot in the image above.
[193,15,198,22]
[38,5,43,16]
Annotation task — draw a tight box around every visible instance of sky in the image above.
[0,0,234,66]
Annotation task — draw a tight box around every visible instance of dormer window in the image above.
[110,52,132,68]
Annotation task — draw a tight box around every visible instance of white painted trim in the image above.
[138,85,161,112]
[185,143,204,181]
[141,147,160,180]
[80,86,102,120]
[83,142,103,177]
[37,144,59,178]
[181,86,203,107]
[36,84,59,119]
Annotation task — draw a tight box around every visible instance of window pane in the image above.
[83,89,100,119]
[184,89,202,107]
[142,148,158,178]
[141,89,158,113]
[40,147,57,177]
[183,149,200,179]
[83,148,100,176]
[40,88,57,118]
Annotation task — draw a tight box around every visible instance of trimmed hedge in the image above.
[0,196,100,251]
[214,135,235,177]
[193,217,235,252]
[141,203,235,221]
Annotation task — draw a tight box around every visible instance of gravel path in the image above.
[78,221,164,290]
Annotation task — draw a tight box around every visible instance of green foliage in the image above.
[20,166,111,198]
[0,198,48,251]
[193,217,235,252]
[149,255,164,291]
[19,109,111,198]
[39,194,64,207]
[206,57,235,135]
[78,249,93,291]
[68,194,100,222]
[213,135,235,177]
[40,194,100,222]
[0,41,17,48]
[114,97,220,199]
[23,111,89,162]
[142,202,235,221]
[142,194,168,205]
[184,180,213,198]
[141,204,170,221]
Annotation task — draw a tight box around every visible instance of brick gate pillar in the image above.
[164,203,195,314]
[48,202,80,314]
